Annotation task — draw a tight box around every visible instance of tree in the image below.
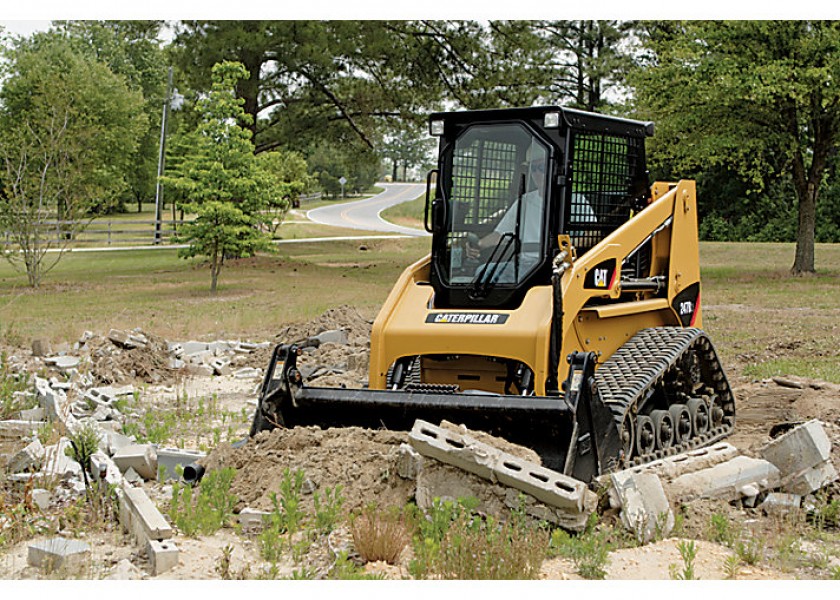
[53,20,168,213]
[632,21,840,274]
[0,34,146,287]
[163,61,279,292]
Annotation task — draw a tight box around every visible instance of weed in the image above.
[735,535,765,566]
[216,544,234,580]
[723,554,741,579]
[830,566,840,580]
[169,467,237,536]
[65,421,101,479]
[669,540,698,580]
[328,551,385,580]
[278,468,306,535]
[258,469,307,563]
[407,497,547,579]
[313,484,345,534]
[549,527,612,580]
[707,512,739,547]
[350,503,411,565]
[285,567,317,580]
[773,533,804,572]
[810,492,840,531]
[0,352,31,420]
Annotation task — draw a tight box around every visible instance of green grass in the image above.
[380,192,426,228]
[1,238,838,384]
[0,237,430,343]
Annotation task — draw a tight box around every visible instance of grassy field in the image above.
[1,239,838,382]
[380,192,426,229]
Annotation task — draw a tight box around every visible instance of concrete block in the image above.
[108,329,136,348]
[209,358,231,376]
[308,329,348,347]
[31,339,52,357]
[7,438,45,473]
[28,537,90,572]
[396,443,424,480]
[105,431,134,455]
[611,471,674,543]
[19,407,45,422]
[156,447,206,481]
[668,455,780,503]
[41,439,82,480]
[113,444,158,480]
[0,420,41,438]
[119,483,173,544]
[84,388,116,408]
[168,343,185,358]
[182,341,209,355]
[762,420,835,490]
[238,508,272,532]
[409,420,596,515]
[786,461,839,495]
[31,488,51,511]
[90,451,124,487]
[36,377,69,423]
[123,467,143,484]
[147,539,179,575]
[169,358,185,370]
[234,367,261,380]
[760,492,802,516]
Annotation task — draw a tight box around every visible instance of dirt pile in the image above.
[203,426,414,514]
[87,330,182,385]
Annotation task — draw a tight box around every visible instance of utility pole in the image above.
[154,67,174,244]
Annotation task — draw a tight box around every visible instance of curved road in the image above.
[306,182,429,237]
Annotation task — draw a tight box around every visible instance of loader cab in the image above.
[426,106,654,309]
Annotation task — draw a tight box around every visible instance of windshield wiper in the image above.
[468,232,519,299]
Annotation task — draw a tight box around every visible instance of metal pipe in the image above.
[182,463,205,486]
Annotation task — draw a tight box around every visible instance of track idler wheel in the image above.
[621,414,636,460]
[636,415,656,456]
[687,397,710,436]
[650,409,675,450]
[668,404,692,443]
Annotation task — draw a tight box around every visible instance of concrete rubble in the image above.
[408,419,597,531]
[27,537,91,573]
[760,419,838,495]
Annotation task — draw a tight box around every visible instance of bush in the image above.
[169,467,237,536]
[350,504,411,564]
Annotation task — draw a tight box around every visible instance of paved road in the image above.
[306,182,429,237]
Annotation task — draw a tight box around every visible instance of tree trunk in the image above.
[792,181,818,275]
[210,247,219,293]
[392,160,398,182]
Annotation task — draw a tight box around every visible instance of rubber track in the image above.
[594,327,736,467]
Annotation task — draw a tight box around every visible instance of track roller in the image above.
[650,409,675,450]
[668,404,692,443]
[636,415,656,456]
[687,397,710,436]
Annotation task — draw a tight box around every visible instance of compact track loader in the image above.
[251,106,735,483]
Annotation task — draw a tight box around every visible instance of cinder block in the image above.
[234,367,261,380]
[168,343,185,359]
[667,455,780,503]
[762,420,834,483]
[409,420,596,515]
[209,358,231,376]
[156,448,206,481]
[84,388,116,408]
[90,451,124,487]
[113,444,157,480]
[119,483,173,544]
[599,443,740,489]
[28,537,90,572]
[147,539,179,575]
[611,471,674,543]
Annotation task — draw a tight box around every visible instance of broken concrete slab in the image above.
[105,558,144,580]
[396,443,424,480]
[31,488,51,511]
[234,367,261,380]
[118,483,174,545]
[44,355,80,372]
[0,420,41,438]
[409,419,596,518]
[41,439,83,481]
[90,451,124,487]
[113,444,158,480]
[761,419,838,494]
[108,329,136,349]
[238,508,271,532]
[610,471,674,543]
[6,438,45,473]
[156,447,206,481]
[667,455,780,503]
[182,341,209,355]
[760,492,802,517]
[18,407,45,422]
[147,539,179,575]
[307,329,348,347]
[28,537,90,573]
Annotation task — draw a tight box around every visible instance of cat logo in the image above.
[594,268,608,288]
[679,301,694,316]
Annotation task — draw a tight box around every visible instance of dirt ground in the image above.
[3,305,840,580]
